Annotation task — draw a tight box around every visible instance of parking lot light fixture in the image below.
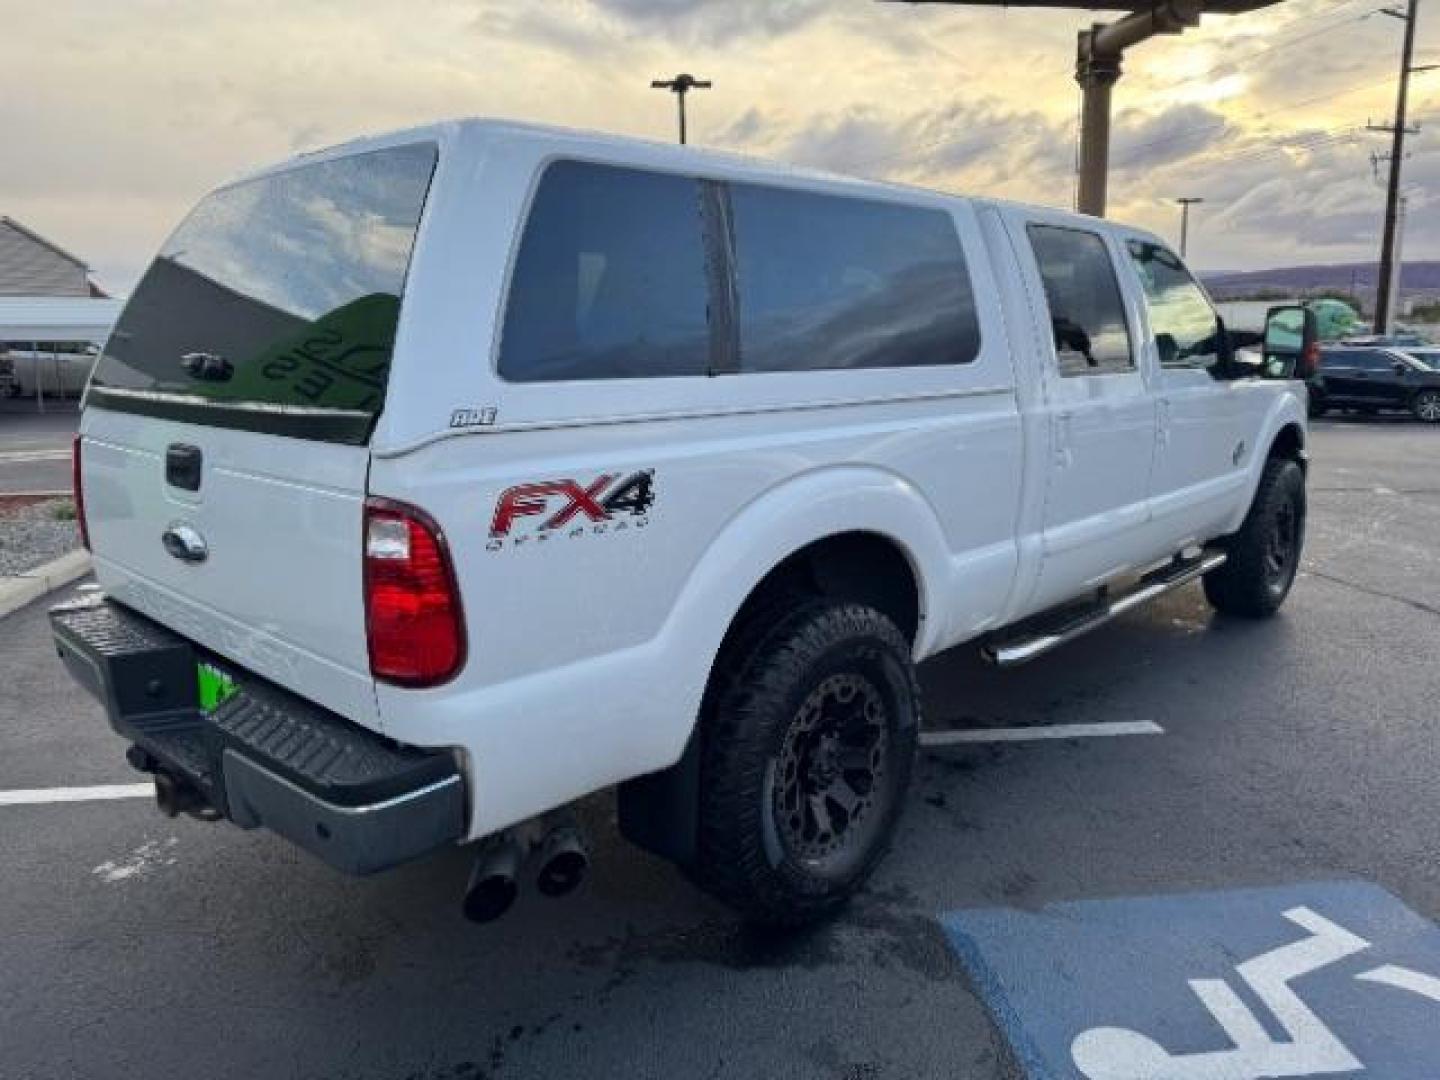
[650,74,712,145]
[1175,196,1204,257]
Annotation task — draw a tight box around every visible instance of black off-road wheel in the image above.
[1203,457,1306,618]
[692,600,919,926]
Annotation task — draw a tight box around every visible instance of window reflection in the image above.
[92,142,436,434]
[730,184,979,372]
[1125,240,1221,370]
[1027,225,1133,376]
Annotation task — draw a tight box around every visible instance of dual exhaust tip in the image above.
[463,821,590,923]
[137,749,586,924]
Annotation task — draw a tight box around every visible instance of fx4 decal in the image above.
[488,470,655,550]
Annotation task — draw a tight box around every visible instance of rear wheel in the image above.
[1203,457,1306,618]
[693,599,918,925]
[1413,390,1440,423]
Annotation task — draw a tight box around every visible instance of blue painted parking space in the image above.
[943,882,1440,1079]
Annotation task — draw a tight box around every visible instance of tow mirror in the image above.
[1263,305,1319,379]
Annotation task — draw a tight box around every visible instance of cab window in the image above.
[1026,224,1133,376]
[1124,240,1221,371]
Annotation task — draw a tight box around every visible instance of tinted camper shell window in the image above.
[497,160,981,383]
[89,142,438,444]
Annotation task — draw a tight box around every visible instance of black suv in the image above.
[1308,346,1440,423]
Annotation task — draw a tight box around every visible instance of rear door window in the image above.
[728,184,979,372]
[89,142,438,444]
[1026,224,1133,376]
[498,161,712,382]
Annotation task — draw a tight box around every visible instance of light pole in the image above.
[650,74,712,145]
[1175,196,1204,258]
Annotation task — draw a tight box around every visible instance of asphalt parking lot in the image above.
[0,401,77,495]
[3,418,1439,1080]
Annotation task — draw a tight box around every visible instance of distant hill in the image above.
[1204,261,1440,303]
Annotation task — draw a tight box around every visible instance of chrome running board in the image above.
[982,549,1228,667]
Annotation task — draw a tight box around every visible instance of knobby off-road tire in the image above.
[693,600,919,926]
[1203,456,1306,618]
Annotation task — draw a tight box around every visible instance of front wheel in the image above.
[1203,457,1306,618]
[693,599,919,925]
[1413,390,1440,424]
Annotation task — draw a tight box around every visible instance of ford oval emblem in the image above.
[161,522,208,563]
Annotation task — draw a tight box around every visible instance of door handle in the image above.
[1053,410,1074,469]
[162,523,208,563]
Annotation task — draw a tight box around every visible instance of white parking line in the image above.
[919,720,1164,747]
[0,783,154,807]
[2,727,1160,805]
[0,450,71,464]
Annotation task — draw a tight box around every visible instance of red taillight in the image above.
[72,434,90,551]
[363,498,465,687]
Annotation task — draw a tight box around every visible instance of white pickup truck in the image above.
[51,120,1316,926]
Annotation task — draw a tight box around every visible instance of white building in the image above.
[0,217,121,400]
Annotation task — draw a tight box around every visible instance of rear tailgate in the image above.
[79,139,440,731]
[82,409,377,726]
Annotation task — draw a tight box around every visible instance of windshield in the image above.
[88,142,438,444]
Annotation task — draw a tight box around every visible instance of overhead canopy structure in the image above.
[917,1,1275,9]
[891,0,1284,216]
[0,296,123,344]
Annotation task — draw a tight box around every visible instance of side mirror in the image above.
[1263,305,1319,379]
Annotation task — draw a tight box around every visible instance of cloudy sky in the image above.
[4,0,1437,293]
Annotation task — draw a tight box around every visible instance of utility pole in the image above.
[1175,196,1204,258]
[1369,0,1429,334]
[650,73,711,145]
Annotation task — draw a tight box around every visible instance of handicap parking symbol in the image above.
[942,882,1440,1079]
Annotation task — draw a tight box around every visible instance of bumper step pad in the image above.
[50,595,464,874]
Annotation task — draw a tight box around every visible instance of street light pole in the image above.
[650,74,712,145]
[1176,196,1204,257]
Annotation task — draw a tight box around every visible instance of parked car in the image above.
[1308,345,1440,422]
[1341,332,1434,348]
[1400,346,1440,372]
[50,120,1314,927]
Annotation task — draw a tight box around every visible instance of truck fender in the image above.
[618,465,951,866]
[1224,391,1308,535]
